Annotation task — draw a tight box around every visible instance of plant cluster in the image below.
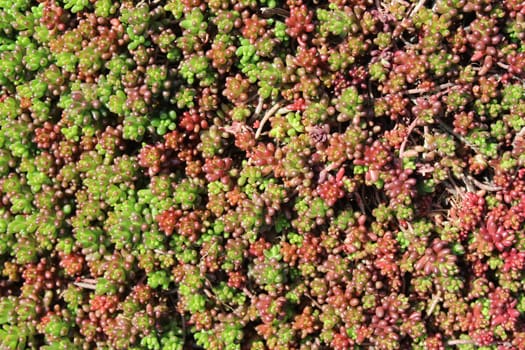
[2,0,525,349]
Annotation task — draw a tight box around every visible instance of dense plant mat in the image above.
[2,0,525,348]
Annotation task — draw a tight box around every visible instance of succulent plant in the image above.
[2,0,525,348]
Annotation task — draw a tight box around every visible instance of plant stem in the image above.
[255,102,284,139]
[446,339,474,346]
[73,281,97,290]
[426,291,441,317]
[399,117,419,158]
[405,82,453,95]
[462,174,502,192]
[409,0,427,19]
[253,96,264,119]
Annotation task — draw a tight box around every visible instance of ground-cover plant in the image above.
[2,0,525,349]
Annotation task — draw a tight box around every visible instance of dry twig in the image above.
[253,96,264,119]
[399,117,420,158]
[426,291,441,317]
[73,279,97,290]
[409,0,426,18]
[255,102,284,139]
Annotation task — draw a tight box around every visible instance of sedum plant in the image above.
[1,0,525,349]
